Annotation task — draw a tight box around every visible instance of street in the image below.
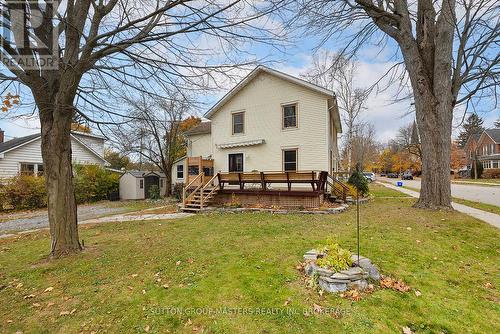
[378,177,500,207]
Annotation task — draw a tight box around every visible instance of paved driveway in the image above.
[379,177,500,207]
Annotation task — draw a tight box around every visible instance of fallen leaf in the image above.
[414,290,422,297]
[484,282,493,289]
[32,303,41,307]
[318,289,324,297]
[406,227,412,231]
[162,284,169,289]
[144,325,150,332]
[176,261,181,266]
[142,289,146,294]
[187,258,194,264]
[313,303,323,314]
[131,274,139,278]
[46,302,55,307]
[70,308,77,315]
[15,283,23,289]
[44,287,54,293]
[283,297,292,306]
[156,278,162,282]
[402,326,414,334]
[416,240,421,244]
[59,310,70,316]
[23,294,36,299]
[128,286,133,290]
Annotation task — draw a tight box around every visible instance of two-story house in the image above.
[476,128,500,170]
[172,66,342,188]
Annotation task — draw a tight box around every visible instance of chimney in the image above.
[0,128,4,144]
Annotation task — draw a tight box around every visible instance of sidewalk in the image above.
[377,182,500,229]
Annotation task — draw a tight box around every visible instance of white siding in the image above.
[72,133,105,157]
[0,136,105,179]
[187,133,212,158]
[120,173,143,200]
[210,72,330,172]
[171,158,186,187]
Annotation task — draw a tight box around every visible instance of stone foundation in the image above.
[303,250,380,293]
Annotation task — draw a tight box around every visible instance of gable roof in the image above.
[464,133,481,148]
[484,128,500,143]
[125,170,166,178]
[184,122,211,136]
[204,65,335,119]
[0,133,40,154]
[0,132,107,164]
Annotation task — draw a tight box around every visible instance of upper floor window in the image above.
[282,104,297,129]
[283,149,297,171]
[232,112,245,134]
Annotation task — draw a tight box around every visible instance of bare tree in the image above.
[291,0,499,209]
[349,123,379,170]
[396,121,422,162]
[0,0,285,256]
[301,50,370,172]
[109,94,191,196]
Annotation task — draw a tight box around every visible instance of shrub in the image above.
[73,164,119,204]
[482,168,500,179]
[172,182,184,200]
[0,174,47,210]
[316,237,353,272]
[347,169,369,197]
[148,184,161,200]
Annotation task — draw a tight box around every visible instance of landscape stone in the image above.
[318,277,348,293]
[348,279,368,290]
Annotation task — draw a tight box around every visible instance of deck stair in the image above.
[181,173,219,212]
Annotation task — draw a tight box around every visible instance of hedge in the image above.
[0,165,120,211]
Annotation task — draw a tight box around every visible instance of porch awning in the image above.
[216,139,265,149]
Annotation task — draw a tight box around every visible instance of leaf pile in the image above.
[380,276,411,292]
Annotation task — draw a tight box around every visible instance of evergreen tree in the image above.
[457,114,485,148]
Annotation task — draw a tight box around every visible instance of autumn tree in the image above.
[450,141,467,171]
[104,149,131,170]
[0,0,285,256]
[290,0,499,209]
[457,114,485,148]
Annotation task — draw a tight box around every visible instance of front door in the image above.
[228,153,244,172]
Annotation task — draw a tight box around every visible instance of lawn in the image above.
[0,185,498,333]
[452,179,500,185]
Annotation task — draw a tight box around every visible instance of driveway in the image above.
[0,202,137,234]
[379,177,500,207]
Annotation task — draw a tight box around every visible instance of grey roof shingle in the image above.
[127,170,166,178]
[0,133,40,153]
[485,128,500,143]
[184,122,211,136]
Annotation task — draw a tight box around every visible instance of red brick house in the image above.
[477,128,500,170]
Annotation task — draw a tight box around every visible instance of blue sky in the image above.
[0,9,498,144]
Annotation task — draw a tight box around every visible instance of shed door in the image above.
[144,175,160,199]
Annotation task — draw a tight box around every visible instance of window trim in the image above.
[282,148,298,172]
[19,162,44,176]
[139,179,144,189]
[231,111,245,135]
[281,103,298,130]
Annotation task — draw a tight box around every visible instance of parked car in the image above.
[363,172,376,182]
[401,172,413,180]
[387,173,399,178]
[380,172,387,177]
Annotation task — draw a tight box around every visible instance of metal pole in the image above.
[357,189,360,265]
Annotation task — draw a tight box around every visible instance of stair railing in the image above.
[183,172,204,207]
[200,173,220,208]
[327,173,349,202]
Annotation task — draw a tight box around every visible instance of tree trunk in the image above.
[40,104,82,257]
[414,101,453,209]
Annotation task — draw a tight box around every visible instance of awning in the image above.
[216,139,265,149]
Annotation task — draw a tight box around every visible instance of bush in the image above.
[482,168,500,179]
[0,174,47,210]
[316,237,353,272]
[73,164,120,204]
[148,184,161,200]
[347,169,369,197]
[172,182,184,200]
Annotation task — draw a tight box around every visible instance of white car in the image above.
[362,172,376,182]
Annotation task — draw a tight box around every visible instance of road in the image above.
[378,177,500,207]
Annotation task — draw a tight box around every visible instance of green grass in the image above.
[0,185,499,333]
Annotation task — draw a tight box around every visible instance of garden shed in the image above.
[119,170,167,200]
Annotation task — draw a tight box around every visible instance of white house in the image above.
[171,65,342,188]
[0,129,107,179]
[119,171,167,200]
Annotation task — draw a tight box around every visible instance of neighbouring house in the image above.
[119,170,167,200]
[172,65,344,211]
[463,128,500,176]
[0,129,108,179]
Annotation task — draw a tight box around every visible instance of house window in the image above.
[37,164,44,176]
[160,179,164,188]
[140,179,144,189]
[20,163,35,175]
[177,164,184,179]
[493,161,499,169]
[232,112,244,134]
[188,165,200,175]
[228,153,244,172]
[282,104,297,129]
[283,149,298,171]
